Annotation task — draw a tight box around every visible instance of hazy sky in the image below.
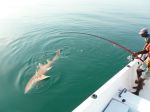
[0,0,91,19]
[0,0,149,19]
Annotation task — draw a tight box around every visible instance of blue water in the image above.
[0,0,150,112]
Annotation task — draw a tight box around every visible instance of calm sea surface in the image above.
[0,0,150,112]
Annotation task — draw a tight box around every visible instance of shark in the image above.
[24,49,61,94]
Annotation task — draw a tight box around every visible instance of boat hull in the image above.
[73,59,142,112]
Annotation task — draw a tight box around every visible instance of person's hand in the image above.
[132,52,138,57]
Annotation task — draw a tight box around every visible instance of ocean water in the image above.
[0,0,150,112]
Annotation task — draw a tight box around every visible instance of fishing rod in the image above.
[60,32,143,62]
[61,32,134,54]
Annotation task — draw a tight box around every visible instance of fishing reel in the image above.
[127,55,134,61]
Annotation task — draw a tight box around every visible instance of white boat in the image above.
[73,58,150,112]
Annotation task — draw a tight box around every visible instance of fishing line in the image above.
[61,32,134,55]
[60,32,143,62]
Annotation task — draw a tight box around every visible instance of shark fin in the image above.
[38,75,50,81]
[47,66,52,71]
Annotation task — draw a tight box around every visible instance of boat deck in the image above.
[111,90,150,112]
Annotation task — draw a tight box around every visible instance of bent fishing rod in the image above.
[61,32,143,61]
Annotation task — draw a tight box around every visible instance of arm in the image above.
[143,38,150,49]
[136,49,148,54]
[143,43,148,49]
[133,49,148,57]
